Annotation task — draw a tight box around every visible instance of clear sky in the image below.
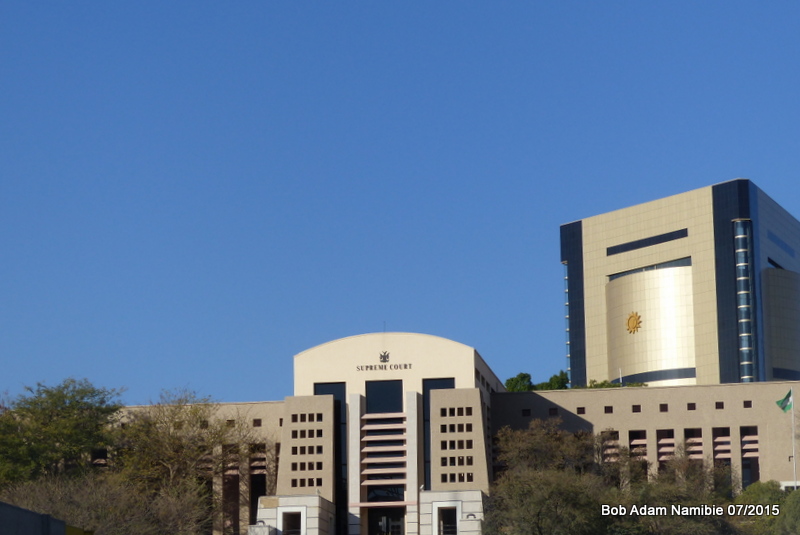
[3,2,800,405]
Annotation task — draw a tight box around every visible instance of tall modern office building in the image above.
[561,179,800,387]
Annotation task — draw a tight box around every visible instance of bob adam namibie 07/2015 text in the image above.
[601,504,781,517]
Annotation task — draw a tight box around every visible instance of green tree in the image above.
[505,372,535,392]
[534,371,570,390]
[731,480,785,535]
[486,419,607,535]
[114,389,267,535]
[0,378,121,487]
[504,371,570,392]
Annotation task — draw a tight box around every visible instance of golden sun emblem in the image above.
[626,312,642,334]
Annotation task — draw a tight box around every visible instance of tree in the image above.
[535,371,570,391]
[486,419,607,535]
[731,480,785,535]
[505,373,534,392]
[504,371,570,392]
[114,389,271,535]
[0,378,121,487]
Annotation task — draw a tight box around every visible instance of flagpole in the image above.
[793,387,797,490]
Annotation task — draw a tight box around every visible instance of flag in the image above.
[777,389,793,413]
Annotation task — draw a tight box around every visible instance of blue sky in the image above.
[3,2,800,405]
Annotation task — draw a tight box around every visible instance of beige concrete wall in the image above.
[492,381,800,488]
[578,186,720,385]
[429,389,490,494]
[293,333,490,396]
[275,396,336,503]
[419,490,484,535]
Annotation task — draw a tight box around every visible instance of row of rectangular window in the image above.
[441,456,473,467]
[441,440,473,450]
[291,429,324,439]
[440,423,473,433]
[291,445,323,455]
[291,462,323,471]
[291,478,322,488]
[440,407,473,417]
[572,400,754,415]
[291,413,324,423]
[441,472,474,483]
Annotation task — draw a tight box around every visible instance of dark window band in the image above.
[607,229,688,256]
[611,367,696,385]
[608,257,691,281]
[773,368,800,380]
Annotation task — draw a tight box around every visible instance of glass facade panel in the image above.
[366,380,403,414]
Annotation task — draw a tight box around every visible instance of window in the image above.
[441,408,447,417]
[299,430,306,439]
[292,414,298,423]
[466,456,473,466]
[687,403,696,411]
[441,441,447,450]
[449,408,456,417]
[316,429,323,438]
[291,430,298,439]
[291,447,297,455]
[308,413,315,422]
[457,440,464,449]
[577,407,585,415]
[291,479,297,487]
[449,473,456,482]
[466,423,472,432]
[744,400,752,408]
[366,380,403,413]
[449,424,456,433]
[316,462,322,470]
[279,418,283,427]
[457,424,464,432]
[317,413,323,421]
[441,457,447,467]
[467,473,473,482]
[522,409,531,417]
[604,406,613,414]
[632,405,641,413]
[440,424,447,433]
[300,414,306,422]
[291,463,297,471]
[253,418,262,427]
[716,401,724,410]
[659,404,668,413]
[316,445,323,454]
[466,440,473,449]
[457,407,464,416]
[316,478,322,486]
[441,474,447,483]
[299,446,306,455]
[466,407,473,416]
[449,457,456,466]
[548,408,558,417]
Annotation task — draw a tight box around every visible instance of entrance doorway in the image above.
[368,507,405,535]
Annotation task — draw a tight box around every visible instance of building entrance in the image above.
[368,507,405,535]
